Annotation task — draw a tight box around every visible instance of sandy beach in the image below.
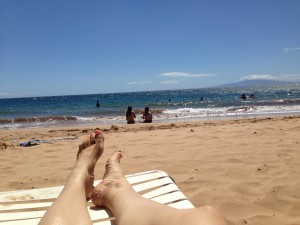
[0,116,299,225]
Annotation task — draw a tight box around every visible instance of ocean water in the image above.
[1,84,300,129]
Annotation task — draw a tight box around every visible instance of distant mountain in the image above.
[217,79,292,88]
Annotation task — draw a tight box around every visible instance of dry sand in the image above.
[0,116,300,225]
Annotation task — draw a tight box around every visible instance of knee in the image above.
[197,206,228,224]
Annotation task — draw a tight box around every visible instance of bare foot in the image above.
[38,131,105,225]
[91,151,229,225]
[76,130,105,199]
[91,151,130,208]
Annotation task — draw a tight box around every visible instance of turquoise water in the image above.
[1,84,300,129]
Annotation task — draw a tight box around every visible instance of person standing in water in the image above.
[96,100,100,108]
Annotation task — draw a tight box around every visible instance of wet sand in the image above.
[0,116,300,225]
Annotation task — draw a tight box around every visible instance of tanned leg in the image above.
[92,152,228,225]
[38,131,105,225]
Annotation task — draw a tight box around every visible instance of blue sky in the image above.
[1,0,300,98]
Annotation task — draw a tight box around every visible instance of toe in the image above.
[111,151,123,163]
[77,130,104,160]
[90,130,104,144]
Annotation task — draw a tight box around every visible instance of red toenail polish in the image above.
[94,130,102,138]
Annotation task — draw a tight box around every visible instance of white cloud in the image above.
[281,47,300,53]
[240,74,276,81]
[127,81,150,85]
[161,80,179,84]
[160,72,215,78]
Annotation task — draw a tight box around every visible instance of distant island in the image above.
[217,79,294,88]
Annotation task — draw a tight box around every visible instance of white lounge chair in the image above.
[0,170,194,225]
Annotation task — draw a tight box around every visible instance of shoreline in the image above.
[1,111,300,130]
[0,115,299,225]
